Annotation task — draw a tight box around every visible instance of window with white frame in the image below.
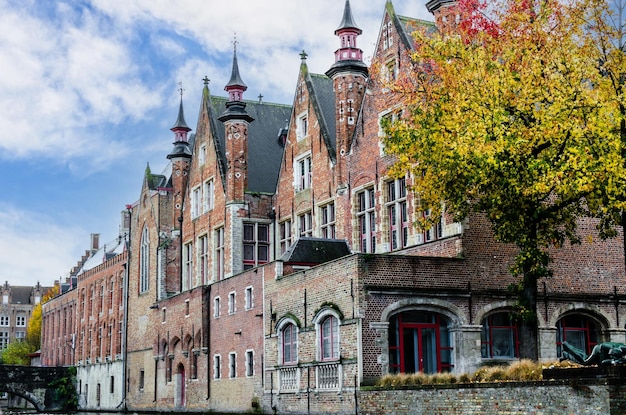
[387,178,409,250]
[319,314,340,361]
[213,297,220,318]
[203,179,214,212]
[198,144,207,165]
[183,242,193,291]
[140,226,150,293]
[385,59,398,81]
[0,315,9,327]
[214,355,221,379]
[0,331,8,349]
[296,112,308,141]
[229,352,236,378]
[245,350,254,377]
[295,154,312,191]
[280,220,292,254]
[244,286,253,310]
[16,315,26,327]
[191,186,201,218]
[15,331,25,341]
[215,227,225,281]
[243,223,270,269]
[357,187,376,253]
[298,211,312,237]
[198,235,208,285]
[281,322,298,365]
[228,292,236,314]
[320,202,335,239]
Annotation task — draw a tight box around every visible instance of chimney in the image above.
[90,233,100,252]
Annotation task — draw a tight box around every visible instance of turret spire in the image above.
[167,83,192,160]
[326,0,367,78]
[225,35,247,102]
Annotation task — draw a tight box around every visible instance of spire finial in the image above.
[300,50,308,61]
[233,32,238,53]
[178,81,184,98]
[203,76,210,86]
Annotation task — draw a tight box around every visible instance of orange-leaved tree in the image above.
[382,0,626,359]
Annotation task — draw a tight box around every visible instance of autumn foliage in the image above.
[382,0,626,359]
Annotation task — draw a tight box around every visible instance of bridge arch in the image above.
[0,384,44,412]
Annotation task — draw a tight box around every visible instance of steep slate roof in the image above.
[308,73,337,157]
[280,237,351,265]
[207,95,291,193]
[11,287,32,304]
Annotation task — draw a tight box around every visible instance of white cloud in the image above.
[0,1,162,162]
[0,204,86,286]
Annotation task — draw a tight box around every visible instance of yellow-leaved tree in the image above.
[382,0,626,359]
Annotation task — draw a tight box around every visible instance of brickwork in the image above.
[358,382,621,415]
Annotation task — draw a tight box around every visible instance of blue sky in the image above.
[0,0,432,287]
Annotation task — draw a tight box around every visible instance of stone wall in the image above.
[358,381,624,415]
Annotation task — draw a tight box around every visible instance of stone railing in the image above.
[316,361,341,390]
[279,366,299,392]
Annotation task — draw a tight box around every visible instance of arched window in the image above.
[388,311,452,374]
[557,314,600,358]
[140,226,150,293]
[281,323,298,365]
[320,315,339,361]
[481,312,519,359]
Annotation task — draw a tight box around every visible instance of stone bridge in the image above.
[0,365,76,412]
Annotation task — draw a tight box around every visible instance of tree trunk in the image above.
[518,269,539,360]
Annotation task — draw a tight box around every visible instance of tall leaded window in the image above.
[481,313,519,359]
[320,203,335,239]
[357,187,376,253]
[213,355,221,379]
[320,315,340,361]
[0,315,9,326]
[198,235,208,285]
[140,226,150,293]
[183,242,193,291]
[295,154,312,191]
[203,179,214,212]
[191,186,201,218]
[243,223,270,269]
[215,227,225,281]
[386,178,409,250]
[298,212,312,237]
[0,331,9,349]
[280,220,292,254]
[282,323,298,365]
[229,352,236,378]
[421,209,443,243]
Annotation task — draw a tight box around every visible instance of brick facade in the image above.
[38,1,626,413]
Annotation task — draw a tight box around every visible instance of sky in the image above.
[0,0,433,288]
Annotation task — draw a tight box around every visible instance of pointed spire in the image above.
[326,0,367,78]
[225,35,247,102]
[167,84,192,160]
[171,84,190,131]
[336,0,362,35]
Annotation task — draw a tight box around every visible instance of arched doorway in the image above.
[175,363,185,408]
[388,310,452,374]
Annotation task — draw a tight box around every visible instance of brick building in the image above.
[39,1,626,414]
[42,231,127,409]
